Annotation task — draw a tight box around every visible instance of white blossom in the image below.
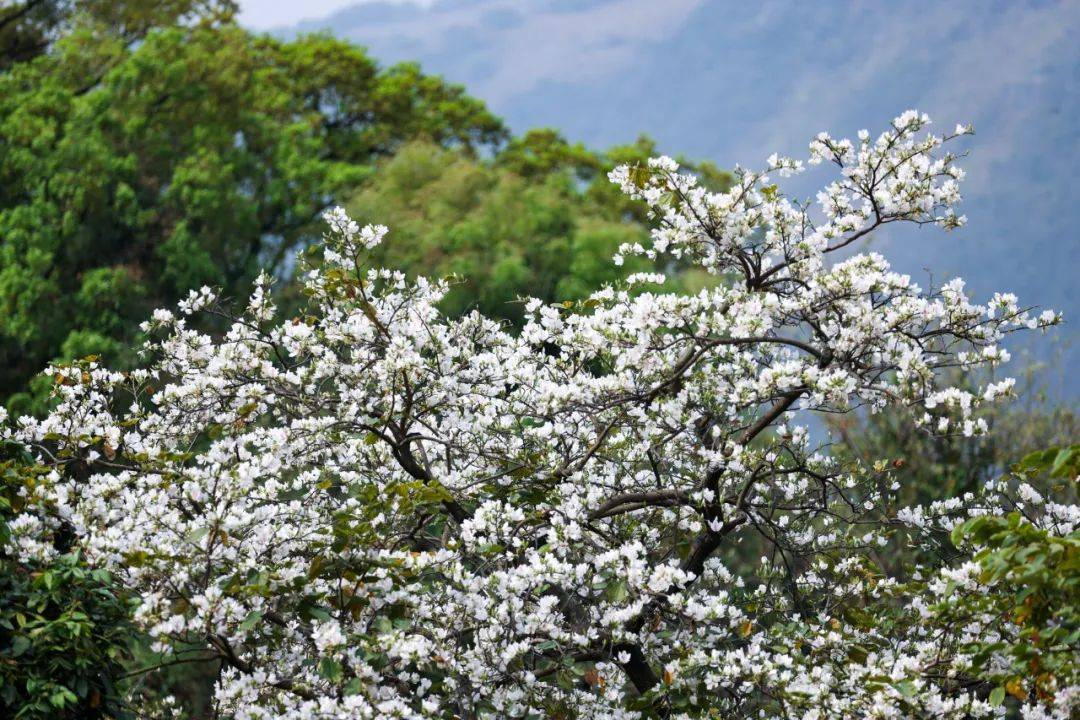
[3,112,1071,720]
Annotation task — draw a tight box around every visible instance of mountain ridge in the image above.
[279,0,1079,395]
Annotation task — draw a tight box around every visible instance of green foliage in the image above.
[0,1,236,70]
[0,14,505,413]
[0,553,135,719]
[1016,444,1080,480]
[942,447,1080,707]
[949,514,1078,704]
[346,141,635,322]
[495,128,602,179]
[1,6,731,412]
[0,452,136,720]
[345,135,732,325]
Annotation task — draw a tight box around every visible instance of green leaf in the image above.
[1050,446,1078,478]
[306,606,332,622]
[10,635,31,657]
[318,657,343,682]
[893,680,916,698]
[239,610,264,632]
[604,578,629,604]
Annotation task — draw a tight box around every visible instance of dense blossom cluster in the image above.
[3,112,1073,718]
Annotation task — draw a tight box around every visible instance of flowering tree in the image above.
[3,112,1074,719]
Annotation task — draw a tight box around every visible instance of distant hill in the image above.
[284,0,1079,395]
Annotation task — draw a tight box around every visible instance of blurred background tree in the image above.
[0,0,505,414]
[0,1,234,70]
[340,133,731,325]
[826,363,1078,508]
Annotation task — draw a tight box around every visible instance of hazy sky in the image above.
[238,0,359,28]
[238,0,424,29]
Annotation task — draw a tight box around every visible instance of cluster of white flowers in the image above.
[3,112,1072,719]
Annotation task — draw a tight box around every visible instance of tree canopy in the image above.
[4,111,1075,719]
[0,9,504,412]
[342,135,731,325]
[0,1,236,70]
